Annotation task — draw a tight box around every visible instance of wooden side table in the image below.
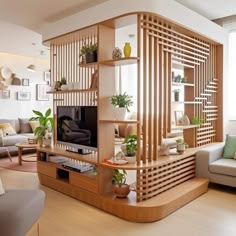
[15,143,38,165]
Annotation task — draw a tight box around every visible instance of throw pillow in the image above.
[0,178,5,195]
[29,120,40,132]
[18,118,33,133]
[222,134,236,159]
[0,129,3,137]
[0,123,16,136]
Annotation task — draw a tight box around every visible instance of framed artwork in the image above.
[175,111,184,125]
[44,71,50,82]
[1,90,10,99]
[36,84,50,101]
[90,70,98,89]
[22,78,29,86]
[17,91,31,100]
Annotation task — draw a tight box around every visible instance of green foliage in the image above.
[111,92,133,112]
[29,108,54,140]
[176,138,185,145]
[112,169,127,187]
[61,77,67,85]
[191,116,204,125]
[80,42,97,56]
[123,134,137,156]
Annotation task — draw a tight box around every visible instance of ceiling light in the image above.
[27,64,36,72]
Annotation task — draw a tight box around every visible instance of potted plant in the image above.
[122,134,137,163]
[112,169,130,198]
[80,42,98,64]
[111,92,133,120]
[29,108,54,147]
[176,138,187,154]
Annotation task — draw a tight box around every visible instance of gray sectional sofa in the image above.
[195,143,236,187]
[0,118,36,158]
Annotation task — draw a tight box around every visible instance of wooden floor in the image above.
[1,168,236,236]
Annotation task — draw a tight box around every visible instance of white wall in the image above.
[0,53,52,119]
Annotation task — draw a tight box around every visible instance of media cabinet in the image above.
[39,8,223,222]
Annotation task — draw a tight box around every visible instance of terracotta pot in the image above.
[113,184,130,198]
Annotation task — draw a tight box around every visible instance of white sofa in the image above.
[195,143,236,187]
[0,119,35,158]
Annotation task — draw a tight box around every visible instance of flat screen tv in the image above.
[57,106,97,153]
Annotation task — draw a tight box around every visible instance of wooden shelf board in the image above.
[172,125,199,130]
[99,57,139,66]
[47,88,97,94]
[172,101,202,104]
[172,82,195,87]
[79,62,98,68]
[99,119,139,124]
[37,147,98,165]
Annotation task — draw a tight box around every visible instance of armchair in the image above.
[195,143,236,187]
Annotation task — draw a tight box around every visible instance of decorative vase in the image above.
[182,114,190,126]
[177,144,186,154]
[112,47,122,59]
[123,42,131,57]
[174,91,180,101]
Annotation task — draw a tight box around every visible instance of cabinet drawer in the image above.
[37,162,57,178]
[70,172,98,193]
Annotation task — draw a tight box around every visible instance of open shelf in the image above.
[79,62,98,68]
[47,88,97,94]
[99,57,139,66]
[172,125,199,130]
[172,82,195,87]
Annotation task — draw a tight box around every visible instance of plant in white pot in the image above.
[112,169,130,198]
[176,138,187,154]
[121,134,137,163]
[111,92,133,120]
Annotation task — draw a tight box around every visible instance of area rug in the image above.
[0,155,37,173]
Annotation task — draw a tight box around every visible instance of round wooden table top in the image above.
[15,143,39,148]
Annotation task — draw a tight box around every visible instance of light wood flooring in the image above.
[1,167,236,236]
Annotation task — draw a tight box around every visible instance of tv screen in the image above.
[57,106,97,152]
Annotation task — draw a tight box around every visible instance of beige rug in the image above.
[0,155,37,173]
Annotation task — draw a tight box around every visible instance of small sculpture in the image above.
[112,47,122,59]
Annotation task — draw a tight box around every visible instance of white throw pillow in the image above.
[0,178,5,195]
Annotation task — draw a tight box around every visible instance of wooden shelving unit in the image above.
[39,11,223,222]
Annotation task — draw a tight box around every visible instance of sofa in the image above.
[0,118,36,158]
[195,142,236,187]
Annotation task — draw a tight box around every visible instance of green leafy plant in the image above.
[29,108,54,141]
[80,42,97,56]
[112,169,127,187]
[123,134,137,156]
[176,138,186,145]
[191,116,204,125]
[61,76,66,85]
[111,92,133,112]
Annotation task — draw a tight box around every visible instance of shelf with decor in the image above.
[171,125,199,130]
[99,57,139,66]
[172,82,195,87]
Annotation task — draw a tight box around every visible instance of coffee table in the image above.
[15,143,38,165]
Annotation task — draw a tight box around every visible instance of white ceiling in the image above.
[0,0,235,58]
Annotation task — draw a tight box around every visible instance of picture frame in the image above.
[175,111,184,125]
[22,78,29,86]
[90,70,98,89]
[17,91,31,100]
[1,90,10,99]
[36,84,50,101]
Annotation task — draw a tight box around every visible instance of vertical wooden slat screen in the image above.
[49,26,98,149]
[136,13,221,201]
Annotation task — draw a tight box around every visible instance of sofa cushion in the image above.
[222,134,236,159]
[18,118,33,133]
[0,123,16,136]
[0,119,20,133]
[209,158,236,177]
